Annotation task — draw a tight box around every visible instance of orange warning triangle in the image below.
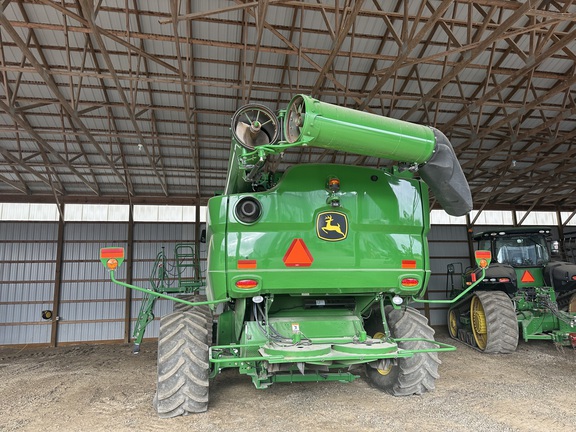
[283,238,313,267]
[521,270,535,283]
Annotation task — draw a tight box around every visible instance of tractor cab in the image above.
[472,227,576,300]
[476,228,552,268]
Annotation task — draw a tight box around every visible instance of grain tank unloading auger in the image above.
[101,94,489,417]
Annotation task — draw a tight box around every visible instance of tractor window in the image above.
[494,235,549,267]
[478,239,491,253]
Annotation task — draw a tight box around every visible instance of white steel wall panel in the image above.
[129,223,200,341]
[4,219,521,345]
[57,222,128,344]
[0,222,57,346]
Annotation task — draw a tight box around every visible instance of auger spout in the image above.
[229,94,472,216]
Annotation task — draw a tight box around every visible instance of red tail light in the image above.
[235,279,259,289]
[401,278,419,287]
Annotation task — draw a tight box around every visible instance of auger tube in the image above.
[284,94,472,216]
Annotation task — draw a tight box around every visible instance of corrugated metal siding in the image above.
[130,222,201,341]
[4,218,532,344]
[57,223,128,343]
[423,225,471,326]
[0,222,57,345]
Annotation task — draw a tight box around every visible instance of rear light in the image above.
[327,177,340,192]
[571,275,576,281]
[235,279,259,289]
[237,259,257,269]
[475,250,491,268]
[100,247,124,270]
[488,277,511,283]
[402,260,417,269]
[401,278,419,287]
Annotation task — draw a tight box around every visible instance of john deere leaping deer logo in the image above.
[316,211,348,241]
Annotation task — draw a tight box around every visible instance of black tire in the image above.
[174,294,213,343]
[154,310,210,417]
[470,291,518,354]
[365,306,441,396]
[173,294,204,312]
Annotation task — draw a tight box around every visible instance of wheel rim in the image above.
[376,362,393,376]
[448,309,458,338]
[470,295,488,350]
[370,332,394,375]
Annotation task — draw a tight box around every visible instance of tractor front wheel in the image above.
[470,291,518,353]
[365,306,440,396]
[154,310,210,417]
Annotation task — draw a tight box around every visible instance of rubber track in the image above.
[473,291,519,354]
[155,310,210,417]
[387,306,441,396]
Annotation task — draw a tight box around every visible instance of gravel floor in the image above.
[0,329,574,432]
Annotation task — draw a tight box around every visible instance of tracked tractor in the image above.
[447,227,576,352]
[101,94,488,417]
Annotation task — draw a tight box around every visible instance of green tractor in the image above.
[101,94,488,417]
[447,227,576,353]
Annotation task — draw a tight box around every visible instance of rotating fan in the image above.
[231,104,279,150]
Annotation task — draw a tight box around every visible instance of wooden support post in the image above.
[50,204,65,347]
[123,204,135,343]
[465,213,475,268]
[195,202,201,280]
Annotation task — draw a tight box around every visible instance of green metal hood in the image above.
[206,164,431,301]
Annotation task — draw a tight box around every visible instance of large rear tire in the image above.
[174,294,213,343]
[470,291,518,354]
[155,310,210,417]
[366,306,440,396]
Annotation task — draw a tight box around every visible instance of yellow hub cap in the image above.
[448,310,458,338]
[470,295,488,350]
[377,363,393,376]
[371,332,393,375]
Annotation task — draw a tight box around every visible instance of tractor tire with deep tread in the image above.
[366,306,441,396]
[154,310,210,417]
[471,291,518,354]
[174,294,213,343]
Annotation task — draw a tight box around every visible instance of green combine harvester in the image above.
[101,94,491,417]
[447,227,576,353]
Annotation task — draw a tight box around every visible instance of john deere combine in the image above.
[101,94,487,417]
[447,227,576,352]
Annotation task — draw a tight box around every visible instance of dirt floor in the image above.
[0,330,574,432]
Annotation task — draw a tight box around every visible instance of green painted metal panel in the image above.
[206,164,430,302]
[285,95,435,163]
